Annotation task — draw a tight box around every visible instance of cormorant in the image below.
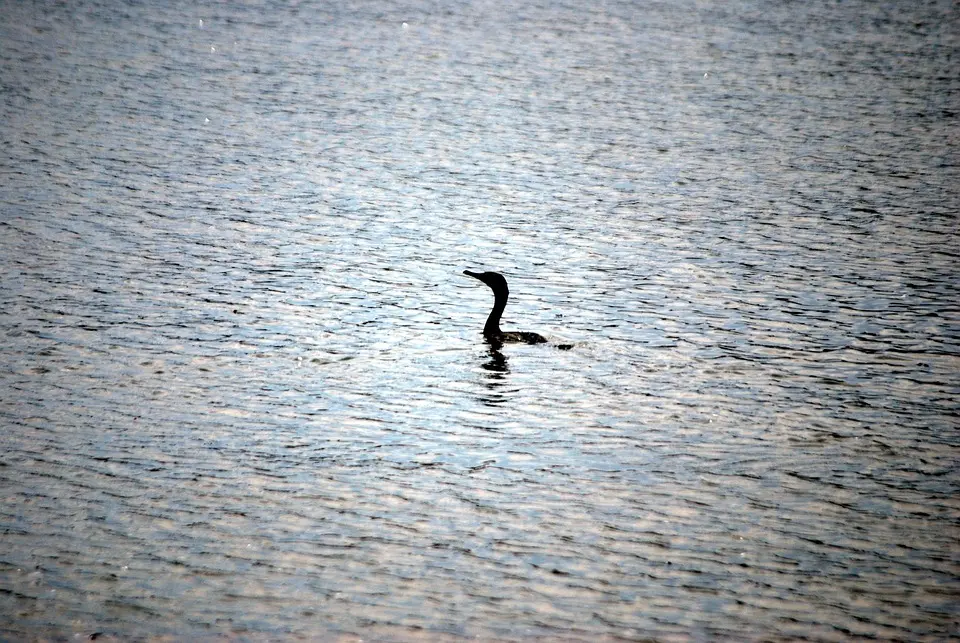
[463,270,548,344]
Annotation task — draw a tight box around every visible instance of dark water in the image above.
[1,0,958,640]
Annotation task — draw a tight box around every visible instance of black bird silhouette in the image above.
[463,270,548,344]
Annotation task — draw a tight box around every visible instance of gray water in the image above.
[1,0,958,640]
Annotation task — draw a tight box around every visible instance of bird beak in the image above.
[463,270,482,280]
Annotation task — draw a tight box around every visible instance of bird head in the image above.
[463,270,509,295]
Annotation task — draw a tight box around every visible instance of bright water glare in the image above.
[1,0,958,640]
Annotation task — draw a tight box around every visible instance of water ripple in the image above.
[2,0,958,640]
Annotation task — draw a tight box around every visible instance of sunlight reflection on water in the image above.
[1,0,958,640]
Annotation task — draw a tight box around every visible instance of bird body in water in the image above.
[463,270,548,344]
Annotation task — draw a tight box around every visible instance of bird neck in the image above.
[483,289,508,336]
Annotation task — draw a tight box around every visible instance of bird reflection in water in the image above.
[482,340,509,375]
[477,339,511,407]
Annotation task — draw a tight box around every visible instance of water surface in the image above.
[1,0,958,640]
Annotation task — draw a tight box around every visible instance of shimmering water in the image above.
[1,0,958,640]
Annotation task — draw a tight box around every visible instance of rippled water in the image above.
[1,0,958,640]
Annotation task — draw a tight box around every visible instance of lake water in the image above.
[1,0,958,640]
